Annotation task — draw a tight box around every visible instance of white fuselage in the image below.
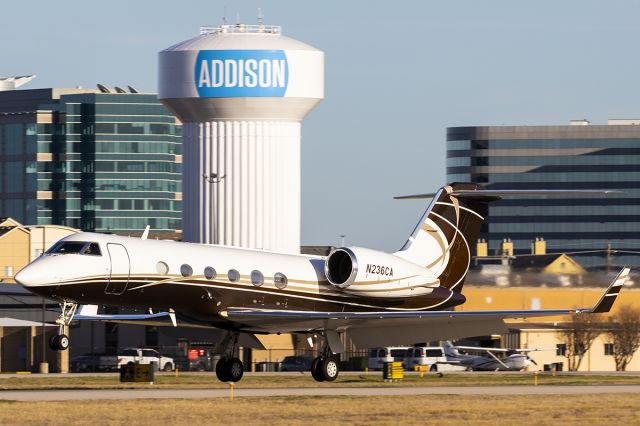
[15,232,455,318]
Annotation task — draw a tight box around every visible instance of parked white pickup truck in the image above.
[117,348,174,371]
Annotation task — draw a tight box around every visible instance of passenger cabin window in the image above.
[204,267,216,280]
[156,261,169,275]
[251,270,264,286]
[46,241,102,256]
[274,272,288,289]
[180,264,193,277]
[228,269,240,282]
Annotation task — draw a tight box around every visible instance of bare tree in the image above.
[561,313,602,371]
[607,305,640,371]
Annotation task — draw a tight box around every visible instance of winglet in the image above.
[169,308,177,327]
[141,225,150,240]
[589,267,630,313]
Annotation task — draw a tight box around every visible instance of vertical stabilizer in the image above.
[442,341,460,357]
[394,183,490,292]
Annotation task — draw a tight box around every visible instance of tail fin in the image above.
[394,183,619,293]
[394,183,489,292]
[442,341,460,357]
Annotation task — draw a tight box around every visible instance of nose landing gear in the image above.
[49,301,77,351]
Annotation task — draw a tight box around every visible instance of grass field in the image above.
[0,394,638,425]
[1,372,640,390]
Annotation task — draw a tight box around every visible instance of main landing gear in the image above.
[311,355,340,382]
[215,332,244,383]
[49,301,77,351]
[310,335,340,382]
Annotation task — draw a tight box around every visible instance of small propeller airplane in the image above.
[14,183,629,383]
[439,341,553,371]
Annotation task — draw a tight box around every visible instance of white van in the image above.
[404,346,468,372]
[368,347,410,371]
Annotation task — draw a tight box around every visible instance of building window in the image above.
[156,261,169,275]
[274,272,288,289]
[204,266,216,280]
[604,343,614,356]
[180,264,193,277]
[228,269,240,282]
[251,270,264,286]
[556,344,566,356]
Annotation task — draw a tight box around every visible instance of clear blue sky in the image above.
[4,1,640,251]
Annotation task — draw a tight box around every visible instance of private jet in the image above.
[14,183,629,383]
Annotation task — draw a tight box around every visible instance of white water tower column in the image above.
[159,24,324,253]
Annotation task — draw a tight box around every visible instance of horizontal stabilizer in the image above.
[395,189,622,200]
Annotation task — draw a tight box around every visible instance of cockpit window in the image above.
[83,243,101,256]
[46,241,102,256]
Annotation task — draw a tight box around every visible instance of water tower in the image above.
[159,23,324,253]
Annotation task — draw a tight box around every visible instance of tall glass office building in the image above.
[447,122,640,268]
[0,88,182,235]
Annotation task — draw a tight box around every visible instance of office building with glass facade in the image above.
[447,122,640,268]
[0,88,182,235]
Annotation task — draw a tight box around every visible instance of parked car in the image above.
[70,354,117,372]
[367,347,410,370]
[404,346,468,372]
[279,356,314,372]
[117,348,174,371]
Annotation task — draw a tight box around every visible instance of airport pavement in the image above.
[2,370,640,379]
[2,385,640,401]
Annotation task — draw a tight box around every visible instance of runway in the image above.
[2,385,640,401]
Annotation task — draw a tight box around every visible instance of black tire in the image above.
[321,357,339,382]
[57,334,69,350]
[163,363,173,372]
[429,364,438,372]
[311,357,325,382]
[127,361,135,367]
[216,358,229,382]
[227,358,244,382]
[49,335,60,351]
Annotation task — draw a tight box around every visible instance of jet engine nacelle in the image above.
[324,247,439,298]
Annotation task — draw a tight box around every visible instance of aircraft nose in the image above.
[14,267,35,287]
[14,265,51,287]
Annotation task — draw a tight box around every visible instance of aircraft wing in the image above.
[452,346,555,353]
[226,267,629,348]
[74,305,177,327]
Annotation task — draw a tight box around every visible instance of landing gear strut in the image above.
[215,332,244,383]
[50,301,77,351]
[311,339,340,382]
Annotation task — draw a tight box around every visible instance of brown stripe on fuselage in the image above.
[29,275,465,320]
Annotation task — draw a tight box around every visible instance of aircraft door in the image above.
[105,243,130,295]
